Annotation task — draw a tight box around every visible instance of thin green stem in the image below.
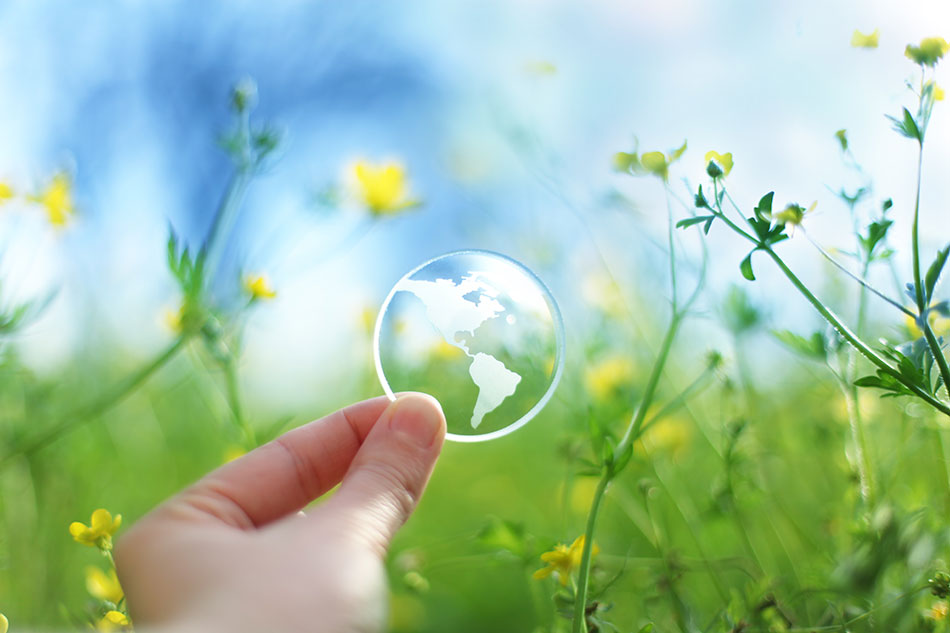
[222,357,255,449]
[763,248,950,416]
[922,322,950,399]
[571,475,610,633]
[620,315,684,451]
[911,145,924,311]
[802,230,914,318]
[637,365,715,438]
[202,169,253,285]
[1,335,190,465]
[573,313,683,633]
[666,188,679,311]
[839,375,875,506]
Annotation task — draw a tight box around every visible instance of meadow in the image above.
[1,6,950,633]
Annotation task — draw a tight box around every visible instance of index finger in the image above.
[169,396,394,529]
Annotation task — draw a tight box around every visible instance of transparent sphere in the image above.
[374,250,565,442]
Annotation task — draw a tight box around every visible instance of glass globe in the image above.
[374,250,565,442]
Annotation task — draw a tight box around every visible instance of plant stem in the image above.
[637,365,715,437]
[911,143,925,311]
[1,335,190,465]
[222,357,255,449]
[802,230,914,318]
[572,313,683,633]
[763,248,950,416]
[839,376,875,506]
[571,474,611,633]
[202,168,253,285]
[922,322,950,399]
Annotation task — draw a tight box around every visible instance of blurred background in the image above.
[2,1,950,631]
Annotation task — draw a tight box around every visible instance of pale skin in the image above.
[113,392,446,633]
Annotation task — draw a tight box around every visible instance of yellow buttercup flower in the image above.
[352,160,420,216]
[585,356,635,402]
[613,140,687,182]
[929,600,949,621]
[905,36,949,67]
[28,172,75,226]
[0,182,13,204]
[906,307,950,339]
[69,508,122,551]
[774,201,817,227]
[96,610,131,632]
[926,80,945,102]
[429,339,465,361]
[243,274,277,300]
[533,535,599,586]
[704,150,734,177]
[0,612,8,633]
[850,29,879,49]
[86,565,124,604]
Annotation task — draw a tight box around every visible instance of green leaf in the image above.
[861,219,894,260]
[694,184,709,209]
[476,517,527,558]
[675,215,715,229]
[924,245,950,302]
[834,129,848,151]
[740,251,756,281]
[887,107,921,141]
[855,372,916,398]
[638,625,655,633]
[754,191,774,221]
[882,198,893,213]
[773,330,827,361]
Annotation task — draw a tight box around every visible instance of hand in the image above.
[115,393,446,633]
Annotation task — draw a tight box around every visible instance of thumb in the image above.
[318,392,445,555]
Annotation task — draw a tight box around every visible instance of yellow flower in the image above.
[96,610,130,632]
[926,79,945,102]
[28,172,75,226]
[704,150,733,178]
[585,356,635,402]
[243,274,277,300]
[774,201,817,227]
[223,445,247,463]
[614,140,687,182]
[0,182,13,204]
[86,566,124,604]
[929,600,949,621]
[905,36,949,67]
[0,612,7,633]
[352,160,420,216]
[69,509,122,551]
[850,29,879,49]
[636,416,692,457]
[533,535,599,585]
[429,339,465,361]
[906,307,950,339]
[524,60,557,75]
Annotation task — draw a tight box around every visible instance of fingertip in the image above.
[389,393,446,450]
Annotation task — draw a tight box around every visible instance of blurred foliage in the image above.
[1,28,950,633]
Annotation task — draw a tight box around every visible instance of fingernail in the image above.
[389,393,444,448]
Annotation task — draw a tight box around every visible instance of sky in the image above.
[0,0,948,415]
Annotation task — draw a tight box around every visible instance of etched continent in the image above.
[396,273,522,429]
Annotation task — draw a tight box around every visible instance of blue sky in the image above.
[0,0,948,415]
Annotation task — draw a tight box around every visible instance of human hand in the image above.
[114,393,445,633]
